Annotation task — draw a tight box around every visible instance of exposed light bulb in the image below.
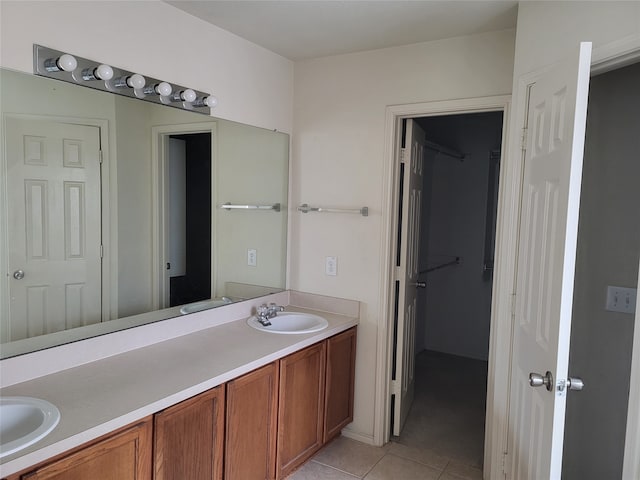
[81,64,114,81]
[127,74,146,89]
[204,96,218,108]
[95,64,114,80]
[44,54,77,72]
[181,89,197,103]
[57,54,78,72]
[155,82,172,96]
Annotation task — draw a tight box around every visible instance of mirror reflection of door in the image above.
[5,117,102,340]
[165,133,212,307]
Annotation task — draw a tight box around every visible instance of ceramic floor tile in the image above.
[387,441,449,470]
[311,436,388,477]
[363,454,441,480]
[286,461,361,479]
[442,460,484,480]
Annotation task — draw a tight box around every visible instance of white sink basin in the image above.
[0,397,60,458]
[247,312,329,334]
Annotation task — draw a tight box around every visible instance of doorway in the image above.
[151,123,217,311]
[561,60,640,480]
[392,112,503,468]
[165,133,212,307]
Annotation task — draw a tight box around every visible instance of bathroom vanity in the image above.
[0,292,359,479]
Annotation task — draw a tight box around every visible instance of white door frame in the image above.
[0,113,113,335]
[151,122,217,310]
[376,95,512,478]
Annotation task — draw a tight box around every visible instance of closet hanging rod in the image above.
[219,202,281,212]
[420,256,461,274]
[425,140,465,160]
[298,204,369,217]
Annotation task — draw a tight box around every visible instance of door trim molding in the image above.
[376,95,512,480]
[151,122,218,310]
[623,260,640,480]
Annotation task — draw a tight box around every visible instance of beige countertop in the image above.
[0,292,359,477]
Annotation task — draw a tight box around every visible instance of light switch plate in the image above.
[325,256,337,276]
[248,249,257,267]
[605,285,637,314]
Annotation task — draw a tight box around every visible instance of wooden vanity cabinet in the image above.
[153,386,225,480]
[224,362,279,480]
[323,327,357,443]
[17,418,152,480]
[276,341,326,479]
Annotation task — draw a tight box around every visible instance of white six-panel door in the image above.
[507,43,592,479]
[6,118,102,340]
[393,119,425,436]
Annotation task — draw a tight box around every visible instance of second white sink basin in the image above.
[0,397,60,458]
[247,312,329,334]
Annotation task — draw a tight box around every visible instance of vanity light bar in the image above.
[33,45,216,115]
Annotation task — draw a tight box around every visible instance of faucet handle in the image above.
[269,302,284,312]
[257,304,269,315]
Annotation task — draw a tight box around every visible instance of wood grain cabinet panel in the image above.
[20,419,152,480]
[324,327,357,443]
[153,386,225,480]
[276,342,326,479]
[225,362,279,480]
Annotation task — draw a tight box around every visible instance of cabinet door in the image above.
[225,362,279,480]
[154,386,224,480]
[22,419,152,480]
[276,342,326,479]
[324,327,357,442]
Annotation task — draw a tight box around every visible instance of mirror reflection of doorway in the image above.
[166,133,212,307]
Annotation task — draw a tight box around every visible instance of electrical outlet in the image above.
[325,256,337,276]
[605,285,637,314]
[248,249,257,267]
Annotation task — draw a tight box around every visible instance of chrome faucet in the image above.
[256,303,285,326]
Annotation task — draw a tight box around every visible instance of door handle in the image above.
[410,281,426,289]
[529,371,553,392]
[13,269,25,280]
[562,377,584,392]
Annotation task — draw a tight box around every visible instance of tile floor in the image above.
[287,350,488,480]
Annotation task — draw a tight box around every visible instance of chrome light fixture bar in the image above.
[34,45,217,115]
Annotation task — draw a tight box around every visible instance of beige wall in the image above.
[0,1,294,133]
[291,29,516,440]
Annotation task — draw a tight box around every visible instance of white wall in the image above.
[0,0,294,133]
[291,29,516,441]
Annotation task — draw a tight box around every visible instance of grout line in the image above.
[309,459,363,478]
[360,452,388,479]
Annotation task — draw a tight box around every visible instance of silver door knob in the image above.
[410,281,426,288]
[566,377,584,391]
[13,270,25,280]
[529,371,553,392]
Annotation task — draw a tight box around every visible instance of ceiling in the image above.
[166,1,518,61]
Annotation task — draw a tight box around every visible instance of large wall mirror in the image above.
[0,67,289,359]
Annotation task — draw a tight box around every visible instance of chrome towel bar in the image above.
[298,204,368,217]
[219,202,281,212]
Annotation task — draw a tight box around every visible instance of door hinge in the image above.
[99,150,103,164]
[502,451,509,478]
[100,244,104,258]
[390,379,400,396]
[520,128,528,151]
[394,266,402,281]
[401,147,407,164]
